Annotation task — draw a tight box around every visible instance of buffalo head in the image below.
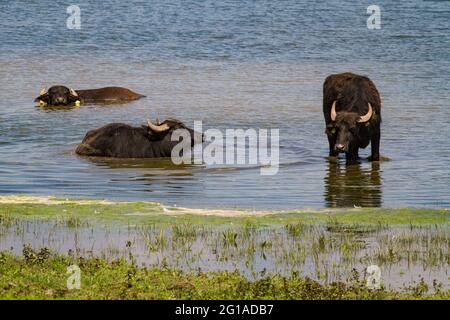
[327,101,373,153]
[147,118,204,147]
[35,86,79,106]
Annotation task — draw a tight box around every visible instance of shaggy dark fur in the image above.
[35,86,145,106]
[75,119,202,158]
[323,72,381,164]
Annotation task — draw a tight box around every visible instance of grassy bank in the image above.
[0,249,448,300]
[0,196,449,299]
[0,196,449,226]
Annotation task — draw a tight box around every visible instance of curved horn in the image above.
[39,88,47,96]
[331,100,337,121]
[357,103,373,123]
[147,119,170,133]
[69,88,78,97]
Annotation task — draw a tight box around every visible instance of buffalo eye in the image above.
[326,124,336,135]
[326,128,336,135]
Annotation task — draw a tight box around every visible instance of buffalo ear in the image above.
[68,95,79,103]
[69,93,80,103]
[34,94,48,102]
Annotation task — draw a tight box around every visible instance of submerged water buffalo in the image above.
[323,72,381,164]
[35,86,145,107]
[76,118,203,158]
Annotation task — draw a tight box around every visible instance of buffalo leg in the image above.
[369,130,380,161]
[346,148,359,165]
[327,135,338,157]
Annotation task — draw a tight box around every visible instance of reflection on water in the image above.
[79,156,202,195]
[324,161,382,208]
[85,156,197,173]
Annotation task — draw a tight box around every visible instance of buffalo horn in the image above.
[331,100,337,121]
[357,103,373,123]
[147,119,170,133]
[69,87,78,97]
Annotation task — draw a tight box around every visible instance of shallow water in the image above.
[1,219,448,289]
[1,1,450,209]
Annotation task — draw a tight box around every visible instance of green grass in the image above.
[0,196,449,300]
[0,250,448,300]
[0,196,449,226]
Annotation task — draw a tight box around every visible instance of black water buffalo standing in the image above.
[75,118,202,158]
[35,86,145,107]
[323,72,381,164]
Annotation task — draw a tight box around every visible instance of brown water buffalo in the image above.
[75,118,203,158]
[35,86,145,107]
[323,72,381,164]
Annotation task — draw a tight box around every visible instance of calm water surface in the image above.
[1,1,450,208]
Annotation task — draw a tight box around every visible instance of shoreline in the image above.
[0,195,449,224]
[1,194,449,299]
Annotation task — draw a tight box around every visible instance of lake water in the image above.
[1,0,450,209]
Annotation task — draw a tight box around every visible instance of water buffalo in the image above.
[35,86,145,107]
[323,72,381,164]
[75,118,203,158]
